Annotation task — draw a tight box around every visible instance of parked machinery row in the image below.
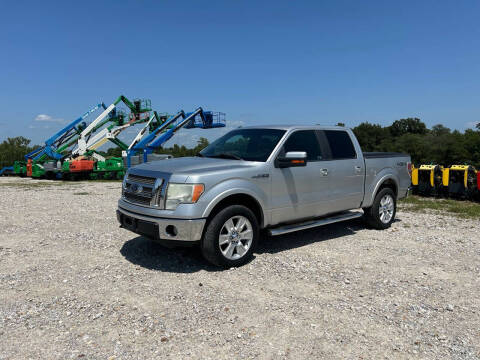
[0,96,226,180]
[411,164,480,200]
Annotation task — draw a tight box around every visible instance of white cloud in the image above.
[34,114,66,123]
[35,114,52,121]
[465,121,479,129]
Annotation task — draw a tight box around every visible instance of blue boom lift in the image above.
[125,107,225,168]
[0,166,14,176]
[25,103,107,162]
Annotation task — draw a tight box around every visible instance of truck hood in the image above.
[129,157,256,177]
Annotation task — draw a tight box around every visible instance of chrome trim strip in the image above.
[268,211,363,236]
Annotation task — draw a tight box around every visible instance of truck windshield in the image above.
[200,129,286,162]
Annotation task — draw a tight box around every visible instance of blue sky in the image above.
[0,0,479,147]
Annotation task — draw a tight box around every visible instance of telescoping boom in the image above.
[24,103,106,162]
[73,111,164,161]
[125,107,225,167]
[72,95,151,157]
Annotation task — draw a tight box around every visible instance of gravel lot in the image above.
[0,177,479,359]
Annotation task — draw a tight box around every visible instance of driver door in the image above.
[270,130,330,225]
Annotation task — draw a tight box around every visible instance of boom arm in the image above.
[143,108,205,162]
[24,103,106,161]
[124,107,225,167]
[73,95,149,157]
[128,112,163,151]
[125,110,186,167]
[73,112,155,161]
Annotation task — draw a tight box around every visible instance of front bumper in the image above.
[117,206,206,243]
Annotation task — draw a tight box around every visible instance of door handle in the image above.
[355,166,362,173]
[321,168,328,176]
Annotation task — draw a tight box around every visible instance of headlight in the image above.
[165,183,204,210]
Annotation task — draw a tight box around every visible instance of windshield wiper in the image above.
[207,153,242,160]
[195,153,205,157]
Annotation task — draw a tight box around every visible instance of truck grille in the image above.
[127,174,156,185]
[123,192,152,206]
[123,174,164,207]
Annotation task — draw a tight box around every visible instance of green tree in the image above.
[153,137,210,158]
[0,137,40,168]
[431,124,451,137]
[352,122,389,152]
[106,147,122,157]
[195,137,209,150]
[352,118,480,168]
[389,118,427,137]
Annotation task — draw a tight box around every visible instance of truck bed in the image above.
[362,152,411,207]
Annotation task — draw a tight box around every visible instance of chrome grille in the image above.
[123,192,152,206]
[124,182,153,197]
[123,174,164,207]
[127,174,156,185]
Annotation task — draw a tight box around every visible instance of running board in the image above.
[268,211,363,236]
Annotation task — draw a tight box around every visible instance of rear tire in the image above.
[201,205,259,268]
[363,188,396,229]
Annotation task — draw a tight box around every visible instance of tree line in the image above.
[0,136,211,169]
[1,119,480,169]
[349,118,480,168]
[0,137,39,169]
[104,137,210,158]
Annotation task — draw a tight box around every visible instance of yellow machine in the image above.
[446,165,477,198]
[411,165,418,187]
[411,164,444,196]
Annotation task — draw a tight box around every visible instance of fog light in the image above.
[165,225,178,237]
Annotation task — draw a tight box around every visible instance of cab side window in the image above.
[323,130,357,159]
[282,130,323,161]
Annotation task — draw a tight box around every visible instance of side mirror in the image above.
[276,151,307,168]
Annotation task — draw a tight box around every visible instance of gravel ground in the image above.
[0,177,479,359]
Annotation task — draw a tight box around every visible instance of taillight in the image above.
[407,162,412,177]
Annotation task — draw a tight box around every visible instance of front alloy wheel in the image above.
[201,205,259,267]
[219,215,253,260]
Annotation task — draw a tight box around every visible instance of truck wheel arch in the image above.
[203,193,265,228]
[377,178,398,197]
[364,175,399,208]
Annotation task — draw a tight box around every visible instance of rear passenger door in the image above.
[270,130,330,224]
[320,130,365,212]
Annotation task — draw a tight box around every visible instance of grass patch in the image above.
[73,192,90,195]
[399,195,480,219]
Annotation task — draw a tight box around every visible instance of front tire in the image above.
[201,205,259,268]
[363,188,396,229]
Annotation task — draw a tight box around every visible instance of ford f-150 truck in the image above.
[117,126,411,267]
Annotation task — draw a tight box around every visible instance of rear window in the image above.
[324,130,356,159]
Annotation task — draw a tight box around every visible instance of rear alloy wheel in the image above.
[363,187,396,229]
[201,205,259,267]
[378,194,395,224]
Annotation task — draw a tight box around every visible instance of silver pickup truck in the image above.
[117,125,411,267]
